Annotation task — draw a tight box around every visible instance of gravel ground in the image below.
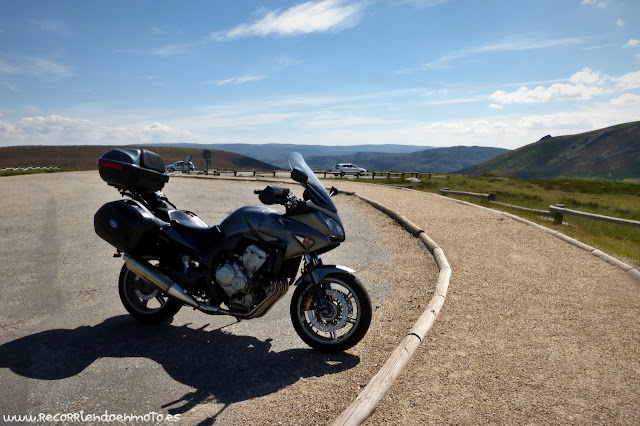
[331,182,640,425]
[182,193,439,425]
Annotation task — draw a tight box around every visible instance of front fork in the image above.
[302,252,330,311]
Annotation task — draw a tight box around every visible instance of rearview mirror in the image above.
[291,167,307,183]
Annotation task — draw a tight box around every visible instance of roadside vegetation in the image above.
[352,174,640,268]
[0,168,69,177]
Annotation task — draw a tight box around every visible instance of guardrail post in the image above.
[233,170,237,177]
[372,171,375,178]
[553,204,564,225]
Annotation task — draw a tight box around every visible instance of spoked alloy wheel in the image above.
[290,273,372,353]
[118,263,182,324]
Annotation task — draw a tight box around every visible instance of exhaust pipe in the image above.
[122,255,282,318]
[123,255,200,308]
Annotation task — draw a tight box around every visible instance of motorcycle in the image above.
[94,149,372,352]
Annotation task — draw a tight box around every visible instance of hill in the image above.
[304,146,510,172]
[459,121,640,179]
[0,145,276,171]
[144,143,431,168]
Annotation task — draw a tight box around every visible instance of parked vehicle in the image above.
[166,161,194,172]
[94,148,372,352]
[331,163,367,177]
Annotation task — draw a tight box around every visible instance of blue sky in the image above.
[1,0,639,149]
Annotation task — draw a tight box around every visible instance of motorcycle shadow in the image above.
[0,315,360,418]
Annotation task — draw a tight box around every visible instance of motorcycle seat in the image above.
[168,220,225,251]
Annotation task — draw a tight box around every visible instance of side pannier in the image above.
[94,199,167,255]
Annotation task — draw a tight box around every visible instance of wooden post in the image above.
[553,204,564,225]
[233,170,237,177]
[372,171,375,178]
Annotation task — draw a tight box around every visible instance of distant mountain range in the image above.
[142,142,509,172]
[6,121,635,179]
[304,146,510,172]
[460,121,640,180]
[143,143,431,168]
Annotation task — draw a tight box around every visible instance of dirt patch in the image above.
[332,183,640,425]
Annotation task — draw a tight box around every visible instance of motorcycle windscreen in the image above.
[288,152,337,213]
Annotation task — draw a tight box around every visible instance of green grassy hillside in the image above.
[460,121,640,180]
[0,145,276,171]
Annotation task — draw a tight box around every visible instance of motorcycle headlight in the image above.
[321,215,345,240]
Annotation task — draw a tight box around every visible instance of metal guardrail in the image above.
[440,188,496,201]
[549,204,640,227]
[440,189,639,227]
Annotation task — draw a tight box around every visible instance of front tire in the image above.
[118,264,182,324]
[290,273,372,353]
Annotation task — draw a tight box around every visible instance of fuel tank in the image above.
[219,206,334,258]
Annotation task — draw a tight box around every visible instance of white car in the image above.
[166,161,195,172]
[330,163,367,176]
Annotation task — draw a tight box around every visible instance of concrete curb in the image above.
[431,192,640,283]
[331,194,451,426]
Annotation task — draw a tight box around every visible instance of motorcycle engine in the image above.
[215,244,268,309]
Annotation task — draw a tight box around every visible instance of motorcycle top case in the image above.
[98,148,169,192]
[94,199,166,255]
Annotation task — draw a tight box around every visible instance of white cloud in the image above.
[0,115,193,145]
[569,67,604,85]
[210,0,364,41]
[120,43,192,56]
[201,74,265,86]
[610,93,640,104]
[491,68,612,104]
[623,39,640,48]
[489,104,503,109]
[490,83,605,104]
[28,18,70,36]
[417,37,582,71]
[0,57,74,79]
[26,58,74,79]
[581,0,606,7]
[615,70,640,89]
[402,0,451,7]
[616,19,624,27]
[0,59,19,73]
[300,113,404,128]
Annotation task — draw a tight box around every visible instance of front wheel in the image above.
[118,264,183,324]
[290,273,372,353]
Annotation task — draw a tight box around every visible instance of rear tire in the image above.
[118,264,182,324]
[290,273,372,353]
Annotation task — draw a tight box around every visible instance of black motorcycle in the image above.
[94,149,371,352]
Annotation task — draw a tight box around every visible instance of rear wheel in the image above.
[290,273,372,353]
[118,264,182,324]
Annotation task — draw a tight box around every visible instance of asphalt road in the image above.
[0,171,391,424]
